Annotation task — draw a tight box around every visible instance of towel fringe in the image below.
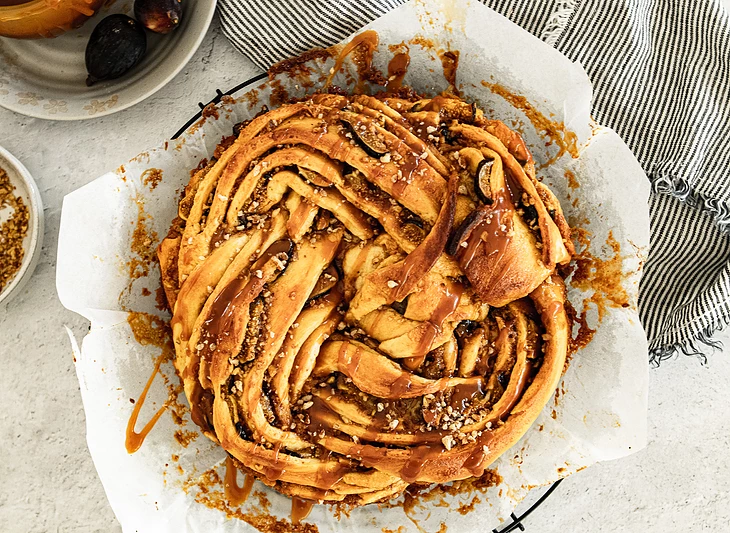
[649,323,725,366]
[541,0,579,47]
[654,174,730,232]
[647,173,730,364]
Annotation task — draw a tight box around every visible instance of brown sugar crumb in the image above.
[155,285,170,312]
[174,429,199,448]
[564,169,579,189]
[141,168,163,190]
[268,48,332,79]
[0,165,29,293]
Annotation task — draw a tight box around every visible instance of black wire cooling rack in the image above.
[173,74,564,532]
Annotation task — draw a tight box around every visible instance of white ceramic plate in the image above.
[0,0,216,120]
[0,145,43,307]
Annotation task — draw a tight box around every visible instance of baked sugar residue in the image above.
[269,78,291,108]
[268,48,333,85]
[155,285,169,311]
[570,230,630,321]
[482,81,579,167]
[380,470,501,530]
[564,298,595,356]
[201,103,219,120]
[381,527,407,533]
[240,88,261,110]
[174,429,198,448]
[564,169,579,189]
[181,465,319,533]
[127,311,169,349]
[141,168,163,190]
[128,195,158,280]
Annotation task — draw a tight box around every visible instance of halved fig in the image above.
[342,119,388,157]
[475,158,494,205]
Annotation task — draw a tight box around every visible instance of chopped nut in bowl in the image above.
[0,145,43,307]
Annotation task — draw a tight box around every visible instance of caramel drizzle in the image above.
[405,283,463,370]
[224,456,255,506]
[458,192,514,272]
[125,355,168,454]
[291,497,314,525]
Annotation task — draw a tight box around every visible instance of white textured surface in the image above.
[1,15,729,533]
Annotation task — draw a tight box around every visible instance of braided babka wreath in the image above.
[158,91,575,506]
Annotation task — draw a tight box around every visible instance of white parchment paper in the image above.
[57,0,650,531]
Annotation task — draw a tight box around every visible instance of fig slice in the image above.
[474,158,494,205]
[298,167,331,187]
[342,119,388,157]
[446,209,482,257]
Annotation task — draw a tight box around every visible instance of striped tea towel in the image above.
[217,0,730,363]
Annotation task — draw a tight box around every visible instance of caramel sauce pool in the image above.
[386,47,410,91]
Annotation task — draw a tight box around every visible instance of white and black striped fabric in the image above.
[217,0,730,363]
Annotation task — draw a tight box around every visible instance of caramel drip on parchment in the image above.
[224,456,255,506]
[125,354,168,454]
[291,497,314,525]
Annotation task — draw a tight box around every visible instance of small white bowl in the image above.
[0,146,43,307]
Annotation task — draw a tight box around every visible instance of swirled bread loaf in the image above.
[158,91,574,506]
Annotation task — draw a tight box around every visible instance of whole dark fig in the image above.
[134,0,182,34]
[85,15,147,87]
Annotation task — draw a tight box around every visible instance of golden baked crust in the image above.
[158,91,573,506]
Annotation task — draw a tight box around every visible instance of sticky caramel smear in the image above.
[225,456,255,507]
[439,50,460,96]
[482,81,579,167]
[324,29,379,88]
[291,498,314,525]
[126,354,168,454]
